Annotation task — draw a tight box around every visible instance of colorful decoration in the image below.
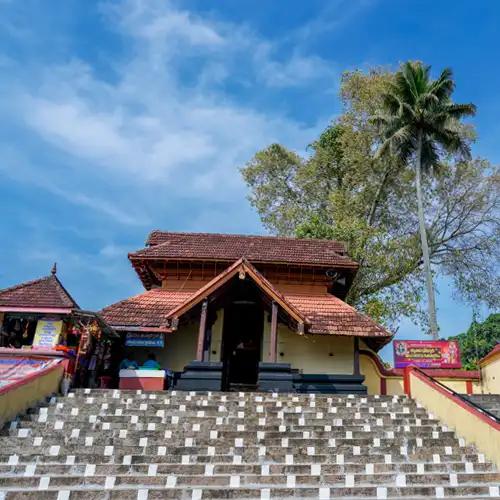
[393,340,461,369]
[0,355,61,389]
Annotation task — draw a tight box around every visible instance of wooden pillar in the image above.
[353,337,360,375]
[196,299,208,362]
[269,301,278,363]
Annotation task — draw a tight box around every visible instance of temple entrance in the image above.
[221,299,263,391]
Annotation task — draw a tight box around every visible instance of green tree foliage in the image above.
[451,314,500,370]
[372,62,476,339]
[241,68,499,330]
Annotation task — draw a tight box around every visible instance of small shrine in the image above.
[0,265,117,390]
[101,231,394,393]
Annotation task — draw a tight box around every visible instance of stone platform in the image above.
[0,389,498,499]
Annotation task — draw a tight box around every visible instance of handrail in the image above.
[411,366,500,425]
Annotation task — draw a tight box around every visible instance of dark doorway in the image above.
[221,296,263,391]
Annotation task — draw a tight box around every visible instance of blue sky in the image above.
[0,0,497,361]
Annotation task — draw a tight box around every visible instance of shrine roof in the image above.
[285,293,391,340]
[130,231,358,270]
[0,272,79,312]
[100,289,192,331]
[101,261,392,348]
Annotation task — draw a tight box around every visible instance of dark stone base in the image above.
[257,362,294,392]
[175,361,223,391]
[293,373,367,394]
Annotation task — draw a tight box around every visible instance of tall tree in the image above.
[241,69,499,330]
[451,314,499,370]
[372,62,476,339]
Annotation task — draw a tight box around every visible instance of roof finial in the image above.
[51,262,57,275]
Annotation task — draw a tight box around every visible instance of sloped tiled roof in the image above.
[0,274,79,310]
[101,267,392,345]
[284,293,391,338]
[100,289,192,329]
[130,231,358,269]
[166,258,306,325]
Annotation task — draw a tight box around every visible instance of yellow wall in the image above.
[360,351,478,396]
[133,323,197,372]
[386,378,405,395]
[0,364,63,426]
[409,370,500,469]
[358,353,403,395]
[262,319,354,374]
[438,379,470,393]
[480,353,500,394]
[209,308,224,362]
[132,308,225,371]
[359,351,380,394]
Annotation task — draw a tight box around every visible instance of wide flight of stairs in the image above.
[0,389,499,499]
[464,395,500,419]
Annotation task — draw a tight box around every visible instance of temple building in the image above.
[0,266,117,391]
[101,231,393,393]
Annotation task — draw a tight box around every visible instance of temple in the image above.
[101,231,393,393]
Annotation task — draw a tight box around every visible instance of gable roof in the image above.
[100,258,393,349]
[165,258,306,327]
[0,273,79,312]
[130,231,358,270]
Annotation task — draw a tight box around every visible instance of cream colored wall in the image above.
[209,308,224,362]
[410,371,500,468]
[263,319,354,374]
[359,351,477,396]
[438,379,468,393]
[132,308,225,371]
[386,378,405,395]
[359,353,379,394]
[481,355,500,394]
[261,314,271,361]
[0,364,63,426]
[359,352,405,395]
[472,380,482,394]
[132,323,197,372]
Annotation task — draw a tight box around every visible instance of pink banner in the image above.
[394,340,461,369]
[0,355,60,390]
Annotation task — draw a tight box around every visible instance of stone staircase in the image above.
[0,389,499,499]
[464,395,500,419]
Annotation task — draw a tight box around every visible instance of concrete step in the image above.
[2,484,500,499]
[463,395,500,419]
[0,461,496,476]
[0,390,498,499]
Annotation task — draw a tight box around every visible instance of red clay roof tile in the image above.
[100,289,192,328]
[131,231,358,269]
[0,274,78,310]
[284,293,391,338]
[101,286,392,341]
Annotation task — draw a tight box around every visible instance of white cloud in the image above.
[114,0,225,47]
[1,0,339,231]
[8,0,332,193]
[255,48,337,88]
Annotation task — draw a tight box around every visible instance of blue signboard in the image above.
[125,332,164,348]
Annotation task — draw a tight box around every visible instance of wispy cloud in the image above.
[3,0,331,196]
[0,0,339,307]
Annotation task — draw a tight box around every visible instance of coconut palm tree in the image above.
[373,61,476,339]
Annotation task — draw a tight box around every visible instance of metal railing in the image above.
[412,366,500,425]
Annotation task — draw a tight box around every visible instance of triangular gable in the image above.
[167,258,307,328]
[0,274,79,312]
